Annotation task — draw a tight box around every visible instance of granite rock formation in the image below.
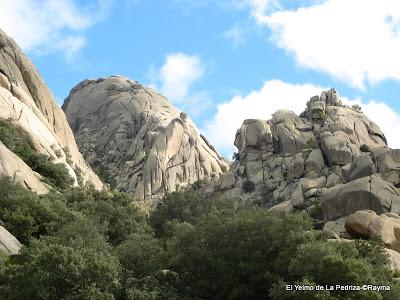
[63,76,228,202]
[0,29,103,191]
[220,88,400,225]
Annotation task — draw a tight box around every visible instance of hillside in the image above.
[0,29,103,192]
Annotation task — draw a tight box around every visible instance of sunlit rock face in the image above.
[220,88,399,222]
[0,29,103,191]
[63,76,228,203]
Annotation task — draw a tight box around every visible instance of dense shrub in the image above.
[0,177,75,244]
[0,119,74,190]
[149,189,240,237]
[0,178,399,299]
[242,179,256,193]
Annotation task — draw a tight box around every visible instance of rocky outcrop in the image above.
[221,88,397,223]
[0,29,103,190]
[344,210,400,252]
[321,175,400,221]
[0,142,49,194]
[62,76,228,202]
[0,226,22,256]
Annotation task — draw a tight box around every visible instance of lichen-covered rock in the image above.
[63,76,228,202]
[0,29,103,190]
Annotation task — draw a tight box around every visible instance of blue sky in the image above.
[2,0,400,157]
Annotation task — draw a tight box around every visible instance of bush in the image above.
[0,239,120,300]
[0,119,74,190]
[242,179,256,193]
[191,178,208,190]
[64,186,151,245]
[232,152,240,161]
[0,177,75,244]
[149,190,237,237]
[0,179,399,299]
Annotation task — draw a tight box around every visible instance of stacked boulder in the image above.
[220,88,400,226]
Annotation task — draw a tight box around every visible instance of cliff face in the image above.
[0,29,103,192]
[219,88,400,226]
[62,76,228,202]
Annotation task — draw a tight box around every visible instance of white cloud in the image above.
[245,0,281,23]
[158,53,204,102]
[203,80,324,155]
[0,0,111,57]
[203,80,400,157]
[264,0,400,89]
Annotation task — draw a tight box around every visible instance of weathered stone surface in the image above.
[375,148,400,186]
[220,172,236,191]
[344,210,377,237]
[345,210,400,252]
[347,154,376,182]
[222,88,389,212]
[234,119,272,150]
[0,226,22,256]
[323,216,348,237]
[322,175,400,221]
[63,76,228,201]
[305,149,325,177]
[385,249,400,272]
[0,29,103,190]
[269,200,293,216]
[0,142,49,194]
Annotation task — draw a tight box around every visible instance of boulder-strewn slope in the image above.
[63,76,228,201]
[219,88,400,225]
[0,29,103,191]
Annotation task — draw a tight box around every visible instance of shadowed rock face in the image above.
[0,29,103,191]
[63,76,228,202]
[220,88,400,221]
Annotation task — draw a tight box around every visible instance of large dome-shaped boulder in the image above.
[62,76,228,202]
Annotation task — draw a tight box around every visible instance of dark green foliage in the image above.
[63,186,151,245]
[95,165,117,190]
[0,178,398,299]
[191,178,208,190]
[242,179,256,193]
[0,177,75,244]
[149,189,238,237]
[165,210,313,299]
[0,119,74,190]
[232,152,240,161]
[0,239,120,300]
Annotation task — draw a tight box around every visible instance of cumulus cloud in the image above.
[244,0,281,23]
[0,0,111,57]
[203,80,400,157]
[203,80,325,155]
[149,52,212,118]
[263,0,400,89]
[158,53,204,102]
